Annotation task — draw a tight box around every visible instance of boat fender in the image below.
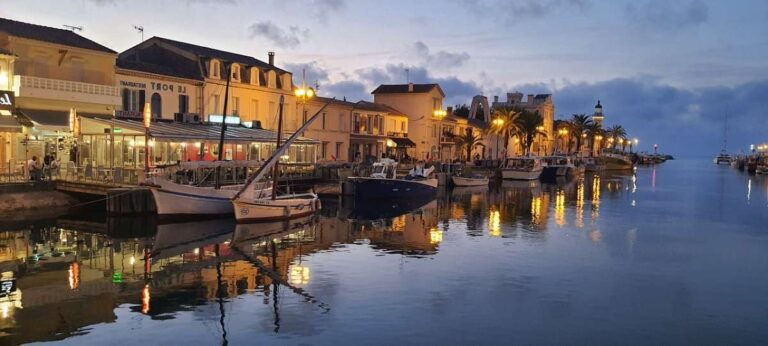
[314,199,322,210]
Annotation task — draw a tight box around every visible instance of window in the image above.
[251,68,260,85]
[122,88,145,113]
[390,119,396,132]
[432,124,437,138]
[210,60,220,78]
[366,116,372,134]
[401,120,405,132]
[339,112,346,131]
[336,142,342,159]
[303,110,308,124]
[231,64,240,81]
[251,99,259,121]
[211,94,220,114]
[151,93,162,118]
[353,113,360,133]
[233,97,240,115]
[322,112,326,130]
[379,117,384,134]
[178,94,189,114]
[321,142,328,160]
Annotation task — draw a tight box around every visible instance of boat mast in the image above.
[271,96,284,200]
[215,62,233,189]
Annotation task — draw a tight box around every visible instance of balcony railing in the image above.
[15,75,119,97]
[387,131,408,138]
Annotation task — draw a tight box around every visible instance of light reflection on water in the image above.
[1,160,768,344]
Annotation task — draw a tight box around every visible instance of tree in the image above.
[489,107,522,158]
[553,119,573,154]
[569,114,593,156]
[452,104,470,118]
[515,110,547,155]
[605,125,627,150]
[586,122,604,156]
[455,128,484,161]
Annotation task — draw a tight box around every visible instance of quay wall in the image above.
[0,182,80,213]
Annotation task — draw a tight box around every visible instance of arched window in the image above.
[151,93,162,119]
[210,60,220,79]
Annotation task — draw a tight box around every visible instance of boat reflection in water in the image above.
[0,169,646,344]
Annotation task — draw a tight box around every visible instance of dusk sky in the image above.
[3,0,766,156]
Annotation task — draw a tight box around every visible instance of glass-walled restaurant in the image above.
[77,116,318,181]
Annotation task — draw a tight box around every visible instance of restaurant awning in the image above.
[389,137,416,148]
[0,116,22,133]
[81,116,320,144]
[18,109,111,132]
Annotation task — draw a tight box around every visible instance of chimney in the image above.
[493,95,499,103]
[268,51,275,66]
[408,82,414,92]
[447,106,453,116]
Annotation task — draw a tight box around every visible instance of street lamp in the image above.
[492,117,504,159]
[433,109,447,161]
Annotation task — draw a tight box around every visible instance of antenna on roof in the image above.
[62,25,83,32]
[133,25,144,42]
[405,68,410,83]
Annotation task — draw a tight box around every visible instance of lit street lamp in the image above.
[433,109,447,161]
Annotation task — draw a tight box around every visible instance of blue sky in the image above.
[2,0,766,156]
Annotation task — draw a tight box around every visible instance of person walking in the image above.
[27,156,41,181]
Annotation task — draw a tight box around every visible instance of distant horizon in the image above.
[1,0,766,156]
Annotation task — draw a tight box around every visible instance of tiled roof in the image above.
[371,83,445,97]
[0,17,115,54]
[151,36,287,74]
[117,59,202,81]
[314,96,356,107]
[353,101,406,115]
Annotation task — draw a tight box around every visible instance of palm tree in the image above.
[553,119,572,154]
[605,125,627,150]
[455,128,484,161]
[569,114,593,156]
[586,122,604,156]
[515,110,547,155]
[489,107,521,158]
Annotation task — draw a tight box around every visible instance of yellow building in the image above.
[349,100,412,162]
[301,96,354,162]
[491,92,555,156]
[0,18,119,170]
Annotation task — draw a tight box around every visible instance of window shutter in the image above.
[122,88,130,110]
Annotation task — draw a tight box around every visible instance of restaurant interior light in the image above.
[209,114,241,125]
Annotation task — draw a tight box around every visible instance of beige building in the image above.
[371,83,445,161]
[301,96,354,162]
[491,92,555,156]
[349,100,412,162]
[0,17,119,170]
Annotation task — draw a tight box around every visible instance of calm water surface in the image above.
[1,159,767,345]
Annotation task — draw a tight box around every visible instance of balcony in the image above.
[387,131,408,138]
[13,75,121,106]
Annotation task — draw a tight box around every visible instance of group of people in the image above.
[27,154,60,181]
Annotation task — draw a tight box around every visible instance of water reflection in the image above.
[5,162,767,344]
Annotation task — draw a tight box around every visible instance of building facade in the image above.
[0,17,119,173]
[492,92,555,156]
[301,96,354,162]
[349,100,412,162]
[372,83,444,161]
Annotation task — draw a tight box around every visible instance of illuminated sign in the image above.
[0,90,14,112]
[0,278,16,296]
[113,127,123,134]
[208,114,240,125]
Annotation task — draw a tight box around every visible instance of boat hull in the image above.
[452,176,489,186]
[348,177,437,199]
[233,194,320,223]
[150,186,235,216]
[501,168,542,180]
[602,155,634,171]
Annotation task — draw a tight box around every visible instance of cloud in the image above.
[412,41,470,69]
[501,77,768,156]
[248,21,309,48]
[625,0,708,30]
[456,0,589,25]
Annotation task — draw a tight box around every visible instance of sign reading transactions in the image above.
[0,90,15,111]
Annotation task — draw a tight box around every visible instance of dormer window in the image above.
[231,64,240,82]
[210,60,220,79]
[250,68,260,86]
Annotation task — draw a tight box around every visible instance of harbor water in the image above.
[2,159,767,345]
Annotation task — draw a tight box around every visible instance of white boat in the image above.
[452,175,489,187]
[713,151,733,165]
[542,155,576,176]
[149,172,271,217]
[231,96,332,223]
[582,157,603,172]
[601,152,634,170]
[500,156,543,180]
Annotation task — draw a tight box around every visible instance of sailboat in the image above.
[231,96,332,223]
[148,63,270,217]
[714,112,733,165]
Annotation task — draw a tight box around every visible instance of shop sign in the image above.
[0,90,15,111]
[120,80,188,94]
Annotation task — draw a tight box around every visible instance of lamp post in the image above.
[654,143,658,155]
[631,138,638,153]
[294,71,315,158]
[143,102,151,180]
[433,109,446,161]
[492,117,504,160]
